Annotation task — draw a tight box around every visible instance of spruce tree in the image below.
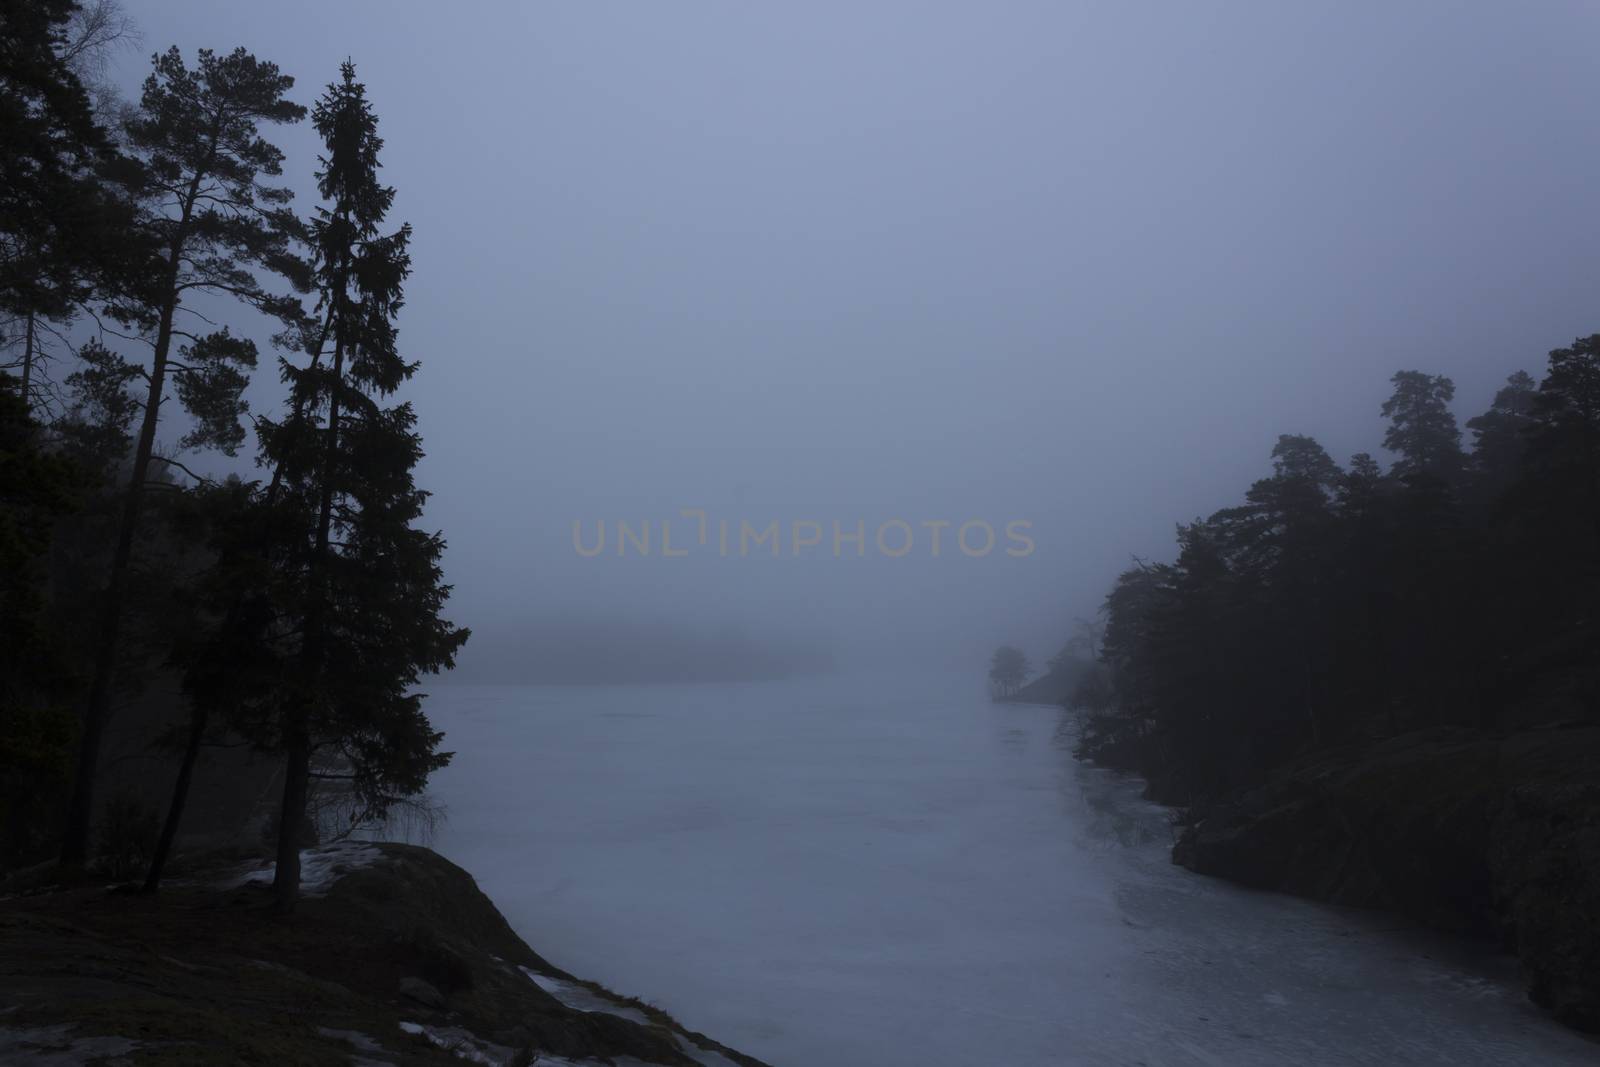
[257,62,466,910]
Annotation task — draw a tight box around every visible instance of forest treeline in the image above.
[1070,348,1600,807]
[1,1,465,908]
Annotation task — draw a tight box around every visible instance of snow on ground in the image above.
[541,1060,707,1067]
[218,840,384,898]
[397,1020,512,1065]
[317,1026,397,1067]
[0,1024,140,1065]
[316,1026,387,1054]
[519,966,653,1025]
[670,1041,748,1067]
[514,965,750,1065]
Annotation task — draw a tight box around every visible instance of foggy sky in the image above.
[113,2,1600,675]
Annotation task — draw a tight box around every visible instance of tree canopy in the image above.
[988,645,1030,698]
[1071,346,1600,806]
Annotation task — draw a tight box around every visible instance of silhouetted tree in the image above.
[60,46,309,870]
[140,476,273,891]
[1381,371,1465,485]
[1075,349,1600,806]
[1505,336,1600,684]
[988,645,1030,698]
[1467,370,1537,503]
[0,375,84,865]
[1052,617,1102,667]
[0,0,146,414]
[253,63,466,909]
[1525,337,1600,531]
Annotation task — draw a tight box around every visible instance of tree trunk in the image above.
[272,728,311,913]
[272,328,346,910]
[59,269,182,869]
[149,306,341,887]
[142,702,209,892]
[60,136,210,869]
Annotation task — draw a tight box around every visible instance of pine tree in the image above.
[141,474,277,891]
[1526,338,1600,527]
[256,62,466,910]
[0,374,85,865]
[1209,435,1342,745]
[0,0,146,413]
[1467,371,1537,494]
[1381,371,1465,485]
[988,646,1030,697]
[60,46,309,870]
[1509,337,1600,666]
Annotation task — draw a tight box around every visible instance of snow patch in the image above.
[672,1037,746,1067]
[219,840,384,898]
[317,1026,386,1053]
[398,1021,513,1065]
[518,966,652,1025]
[512,970,741,1066]
[0,1024,139,1065]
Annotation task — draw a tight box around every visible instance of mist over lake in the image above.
[9,2,1600,1062]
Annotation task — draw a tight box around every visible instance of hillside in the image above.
[1168,724,1600,1031]
[0,843,769,1066]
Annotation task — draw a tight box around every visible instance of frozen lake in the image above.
[426,674,1599,1066]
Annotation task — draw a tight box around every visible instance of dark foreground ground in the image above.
[0,843,769,1066]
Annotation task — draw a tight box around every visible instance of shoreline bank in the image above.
[1072,710,1600,1033]
[0,843,771,1065]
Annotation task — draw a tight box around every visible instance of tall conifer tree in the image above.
[259,62,466,910]
[60,47,309,868]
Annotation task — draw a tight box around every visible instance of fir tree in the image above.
[255,62,466,910]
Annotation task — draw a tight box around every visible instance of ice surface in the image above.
[427,673,1600,1066]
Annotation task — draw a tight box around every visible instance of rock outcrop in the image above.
[1171,725,1600,1031]
[0,843,771,1065]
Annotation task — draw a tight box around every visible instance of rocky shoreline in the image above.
[1162,724,1600,1032]
[0,843,770,1065]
